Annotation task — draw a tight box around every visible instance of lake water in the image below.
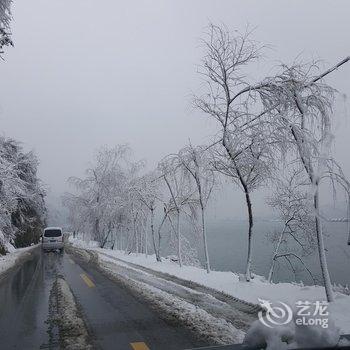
[203,220,350,286]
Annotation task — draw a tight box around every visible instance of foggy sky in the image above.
[0,0,349,219]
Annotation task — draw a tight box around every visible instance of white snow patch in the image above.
[101,260,245,345]
[244,315,341,349]
[55,277,92,350]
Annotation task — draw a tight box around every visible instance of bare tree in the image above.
[65,145,145,249]
[211,132,273,281]
[267,169,317,283]
[153,200,177,262]
[129,171,162,261]
[195,23,350,297]
[194,24,275,281]
[257,60,350,301]
[178,144,215,273]
[158,155,196,267]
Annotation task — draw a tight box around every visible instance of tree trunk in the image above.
[201,206,211,273]
[150,208,161,262]
[268,224,287,283]
[117,229,121,250]
[268,257,276,284]
[176,211,182,267]
[119,230,123,251]
[314,183,334,302]
[157,212,167,262]
[144,222,148,257]
[115,230,120,250]
[94,218,100,245]
[291,97,334,301]
[101,222,112,248]
[163,175,182,266]
[111,233,116,250]
[124,228,131,254]
[94,194,100,244]
[244,187,253,282]
[133,218,138,254]
[223,137,254,281]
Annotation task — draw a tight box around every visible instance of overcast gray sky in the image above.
[0,0,349,218]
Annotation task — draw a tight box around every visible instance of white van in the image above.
[42,227,64,252]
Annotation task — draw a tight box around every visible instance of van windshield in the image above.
[44,229,62,237]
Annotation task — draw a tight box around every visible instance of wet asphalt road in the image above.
[0,247,206,350]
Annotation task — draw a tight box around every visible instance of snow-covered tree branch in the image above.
[0,0,13,59]
[0,136,46,253]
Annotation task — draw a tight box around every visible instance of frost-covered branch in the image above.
[0,0,13,59]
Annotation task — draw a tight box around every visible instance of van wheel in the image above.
[59,248,64,254]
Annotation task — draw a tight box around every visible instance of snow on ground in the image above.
[101,260,246,345]
[50,277,93,349]
[70,238,350,335]
[0,244,38,277]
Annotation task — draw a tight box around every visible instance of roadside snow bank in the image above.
[0,244,38,277]
[100,258,245,345]
[69,238,350,334]
[49,277,92,350]
[56,278,92,349]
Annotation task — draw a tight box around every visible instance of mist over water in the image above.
[204,220,350,286]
